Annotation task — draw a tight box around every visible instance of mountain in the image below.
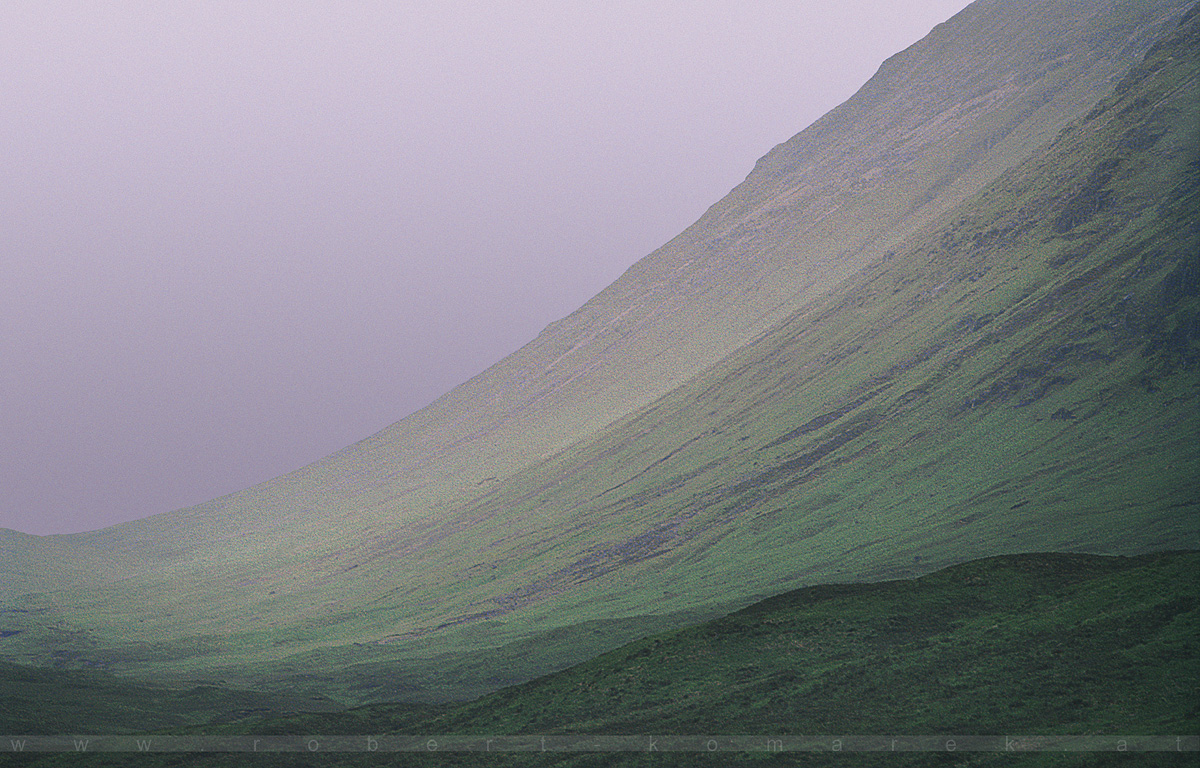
[1,0,1196,705]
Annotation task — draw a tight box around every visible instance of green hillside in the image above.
[0,660,337,735]
[231,551,1200,768]
[1,0,1196,708]
[6,551,1196,767]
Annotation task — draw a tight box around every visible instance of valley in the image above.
[1,0,1196,754]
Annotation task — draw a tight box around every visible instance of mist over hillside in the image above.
[1,0,1196,716]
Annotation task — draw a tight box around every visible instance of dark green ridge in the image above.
[6,551,1196,767]
[1,0,1196,707]
[206,552,1200,738]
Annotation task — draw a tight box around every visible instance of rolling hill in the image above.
[5,551,1197,766]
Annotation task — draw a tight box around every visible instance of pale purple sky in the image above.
[1,1,973,536]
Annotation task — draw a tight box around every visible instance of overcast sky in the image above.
[1,0,974,536]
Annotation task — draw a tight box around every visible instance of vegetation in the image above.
[0,660,332,735]
[4,551,1197,767]
[0,0,1196,740]
[209,552,1200,740]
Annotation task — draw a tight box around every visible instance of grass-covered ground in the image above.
[0,660,340,735]
[207,552,1200,739]
[4,551,1196,767]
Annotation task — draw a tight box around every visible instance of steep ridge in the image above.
[1,0,1195,702]
[293,0,1191,495]
[3,0,1187,585]
[241,0,1198,697]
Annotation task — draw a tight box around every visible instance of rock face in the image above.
[1,0,1195,703]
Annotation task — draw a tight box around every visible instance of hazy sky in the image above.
[1,1,974,536]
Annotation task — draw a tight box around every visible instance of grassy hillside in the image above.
[0,660,338,735]
[208,552,1198,737]
[149,0,1200,700]
[1,0,1195,705]
[6,551,1196,767]
[2,0,1186,582]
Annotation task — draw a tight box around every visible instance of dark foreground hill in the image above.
[215,551,1200,739]
[5,551,1197,767]
[1,0,1197,709]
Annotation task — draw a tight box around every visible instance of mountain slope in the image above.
[1,0,1196,703]
[267,0,1197,693]
[4,0,1188,584]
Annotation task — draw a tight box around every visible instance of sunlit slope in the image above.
[285,0,1193,492]
[2,0,1188,595]
[289,0,1197,653]
[1,0,1195,702]
[243,1,1197,692]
